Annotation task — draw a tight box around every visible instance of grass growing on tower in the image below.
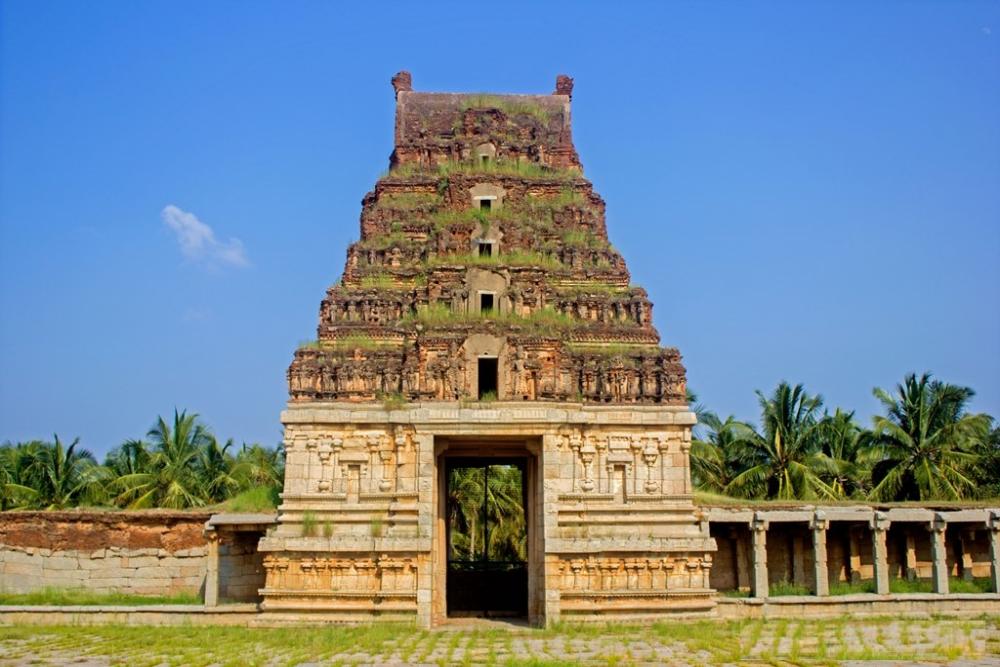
[458,95,557,125]
[301,511,318,537]
[387,159,579,182]
[424,250,560,270]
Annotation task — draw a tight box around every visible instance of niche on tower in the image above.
[469,184,505,258]
[466,268,507,316]
[463,333,506,401]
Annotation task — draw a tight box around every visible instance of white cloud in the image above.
[161,204,249,268]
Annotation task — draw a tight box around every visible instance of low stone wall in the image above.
[0,511,270,603]
[716,593,1000,619]
[0,511,211,596]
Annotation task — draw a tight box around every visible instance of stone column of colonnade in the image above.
[204,530,220,607]
[929,514,949,594]
[811,511,829,596]
[750,515,769,598]
[989,511,1000,595]
[871,511,891,595]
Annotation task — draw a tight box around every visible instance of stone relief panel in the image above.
[554,553,713,594]
[282,426,418,500]
[553,429,693,500]
[263,554,418,596]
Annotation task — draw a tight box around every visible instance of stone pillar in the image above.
[751,514,769,598]
[929,514,949,594]
[959,528,976,581]
[732,527,751,592]
[848,527,862,583]
[205,529,220,607]
[905,530,918,581]
[792,533,805,587]
[811,511,829,597]
[540,434,563,627]
[870,511,891,595]
[413,433,435,628]
[988,511,1000,595]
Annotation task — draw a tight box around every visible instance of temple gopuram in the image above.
[258,72,717,626]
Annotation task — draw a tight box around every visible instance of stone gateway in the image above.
[257,73,716,626]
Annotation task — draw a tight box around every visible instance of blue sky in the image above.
[1,1,998,456]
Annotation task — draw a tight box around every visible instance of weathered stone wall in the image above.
[0,512,268,602]
[0,511,211,596]
[218,532,266,602]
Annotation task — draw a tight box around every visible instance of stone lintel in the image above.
[206,513,278,531]
[885,508,936,523]
[937,508,997,525]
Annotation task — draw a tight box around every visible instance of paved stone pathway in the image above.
[0,617,997,665]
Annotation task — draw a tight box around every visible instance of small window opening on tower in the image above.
[479,292,495,313]
[478,357,498,399]
[479,198,492,212]
[478,242,493,258]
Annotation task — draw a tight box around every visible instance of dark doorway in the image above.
[479,292,494,313]
[478,357,497,398]
[478,242,493,258]
[446,458,527,617]
[479,198,492,211]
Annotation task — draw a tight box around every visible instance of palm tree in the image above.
[232,442,284,489]
[23,435,103,509]
[725,382,837,500]
[0,443,38,510]
[484,465,526,562]
[113,410,212,508]
[448,467,485,560]
[691,412,752,494]
[447,465,525,562]
[104,439,151,477]
[198,437,239,503]
[864,373,990,501]
[815,409,868,499]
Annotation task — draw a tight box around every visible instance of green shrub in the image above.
[768,580,811,596]
[220,486,279,512]
[828,580,876,595]
[458,95,556,125]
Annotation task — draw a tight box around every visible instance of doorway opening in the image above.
[478,242,493,258]
[479,198,492,212]
[479,292,495,314]
[445,457,527,617]
[478,357,497,399]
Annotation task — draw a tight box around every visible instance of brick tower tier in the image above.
[258,73,716,626]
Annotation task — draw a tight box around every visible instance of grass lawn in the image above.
[0,588,200,606]
[0,616,996,666]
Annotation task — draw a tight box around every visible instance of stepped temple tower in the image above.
[259,73,716,625]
